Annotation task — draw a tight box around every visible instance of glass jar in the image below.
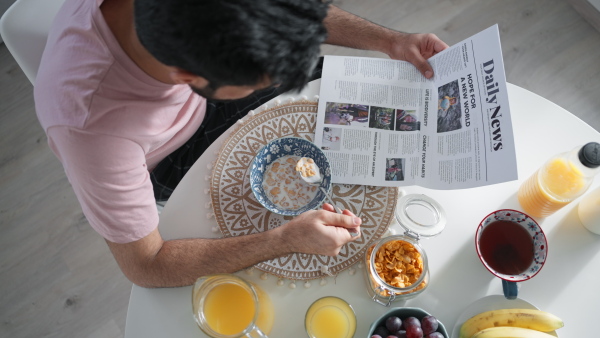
[363,194,446,306]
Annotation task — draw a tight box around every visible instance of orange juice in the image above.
[203,283,255,335]
[194,276,274,337]
[305,297,356,338]
[518,158,585,218]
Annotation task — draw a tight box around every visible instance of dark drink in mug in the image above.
[475,209,547,299]
[478,220,534,275]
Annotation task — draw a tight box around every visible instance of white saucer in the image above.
[451,295,558,338]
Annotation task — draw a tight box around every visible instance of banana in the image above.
[459,308,563,338]
[471,326,556,338]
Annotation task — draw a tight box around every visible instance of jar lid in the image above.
[579,142,600,168]
[394,194,446,238]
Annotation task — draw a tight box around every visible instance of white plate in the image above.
[451,295,558,338]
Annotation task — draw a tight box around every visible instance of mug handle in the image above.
[502,279,518,300]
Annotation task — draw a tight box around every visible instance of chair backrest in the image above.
[0,0,66,84]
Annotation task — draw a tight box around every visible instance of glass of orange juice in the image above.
[192,274,274,338]
[305,296,356,338]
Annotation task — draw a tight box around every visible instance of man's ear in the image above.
[169,68,209,87]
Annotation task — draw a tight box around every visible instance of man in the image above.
[34,0,448,288]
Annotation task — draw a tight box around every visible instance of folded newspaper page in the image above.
[314,25,517,189]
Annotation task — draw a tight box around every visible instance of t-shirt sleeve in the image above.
[47,126,159,243]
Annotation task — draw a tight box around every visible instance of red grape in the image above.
[395,330,407,338]
[425,333,444,338]
[421,315,439,335]
[403,316,421,329]
[374,326,390,337]
[386,316,403,332]
[406,325,423,338]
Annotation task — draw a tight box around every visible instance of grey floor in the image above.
[1,0,599,337]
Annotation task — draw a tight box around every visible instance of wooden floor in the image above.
[1,0,599,337]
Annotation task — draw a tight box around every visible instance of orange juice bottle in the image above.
[518,142,600,218]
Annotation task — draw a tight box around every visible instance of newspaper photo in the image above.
[314,25,518,189]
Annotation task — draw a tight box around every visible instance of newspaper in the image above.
[314,25,517,189]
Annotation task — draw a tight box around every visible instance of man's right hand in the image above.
[279,205,362,256]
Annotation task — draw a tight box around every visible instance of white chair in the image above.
[0,0,66,84]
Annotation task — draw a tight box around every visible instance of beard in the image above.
[188,84,233,102]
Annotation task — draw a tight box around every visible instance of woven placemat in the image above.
[210,100,397,280]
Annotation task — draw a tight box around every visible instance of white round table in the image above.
[125,81,600,338]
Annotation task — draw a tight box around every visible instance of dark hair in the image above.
[134,0,329,92]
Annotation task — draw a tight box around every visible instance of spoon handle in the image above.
[320,187,342,214]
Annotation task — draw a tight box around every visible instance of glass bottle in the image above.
[518,142,600,218]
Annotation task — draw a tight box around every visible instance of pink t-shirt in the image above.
[34,0,206,243]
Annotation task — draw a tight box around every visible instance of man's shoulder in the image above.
[34,0,116,131]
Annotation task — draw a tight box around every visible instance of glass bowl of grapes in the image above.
[368,307,448,338]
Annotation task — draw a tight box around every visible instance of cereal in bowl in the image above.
[262,155,318,210]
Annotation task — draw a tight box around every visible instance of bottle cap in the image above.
[579,142,600,168]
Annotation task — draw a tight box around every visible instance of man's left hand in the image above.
[389,32,449,79]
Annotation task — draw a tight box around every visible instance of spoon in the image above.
[319,186,343,214]
[296,157,359,237]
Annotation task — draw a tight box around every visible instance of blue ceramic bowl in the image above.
[250,137,331,216]
[368,307,449,337]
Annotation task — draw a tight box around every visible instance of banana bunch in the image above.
[459,308,563,338]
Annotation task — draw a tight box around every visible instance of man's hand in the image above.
[279,204,362,256]
[388,32,449,79]
[324,6,449,79]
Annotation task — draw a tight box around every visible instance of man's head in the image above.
[134,0,329,99]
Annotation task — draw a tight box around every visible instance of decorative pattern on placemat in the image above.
[210,100,398,280]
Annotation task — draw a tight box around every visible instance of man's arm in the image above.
[323,6,449,78]
[106,205,362,288]
[48,129,361,288]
